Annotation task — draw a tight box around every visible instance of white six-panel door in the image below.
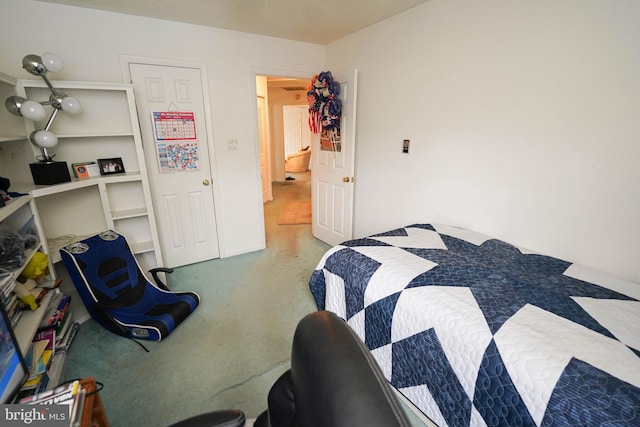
[129,63,220,267]
[312,69,358,246]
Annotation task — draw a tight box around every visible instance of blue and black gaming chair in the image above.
[60,231,199,341]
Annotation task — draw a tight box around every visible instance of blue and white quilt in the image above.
[309,224,640,427]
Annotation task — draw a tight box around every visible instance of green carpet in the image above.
[62,172,331,426]
[62,171,431,426]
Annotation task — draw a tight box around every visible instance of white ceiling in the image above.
[37,0,429,45]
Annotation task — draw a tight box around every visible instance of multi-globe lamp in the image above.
[4,52,81,184]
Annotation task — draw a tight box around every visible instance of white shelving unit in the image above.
[13,79,163,272]
[0,194,64,385]
[1,75,164,389]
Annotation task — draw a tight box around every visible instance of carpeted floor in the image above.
[62,171,332,426]
[61,171,430,426]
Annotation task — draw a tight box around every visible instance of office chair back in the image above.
[168,311,412,427]
[253,311,411,427]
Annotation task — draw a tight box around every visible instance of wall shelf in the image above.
[27,173,143,198]
[13,79,163,275]
[55,131,135,139]
[112,207,148,220]
[1,75,164,392]
[0,195,33,221]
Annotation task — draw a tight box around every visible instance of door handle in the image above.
[202,179,210,186]
[343,176,353,183]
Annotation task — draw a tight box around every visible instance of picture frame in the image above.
[72,161,100,179]
[97,158,125,175]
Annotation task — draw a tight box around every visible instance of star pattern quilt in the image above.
[309,224,640,426]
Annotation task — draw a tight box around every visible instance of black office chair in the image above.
[169,310,411,427]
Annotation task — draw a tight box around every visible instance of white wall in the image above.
[327,0,640,282]
[0,0,325,258]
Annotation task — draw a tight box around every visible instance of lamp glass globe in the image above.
[60,96,82,114]
[41,52,64,73]
[33,130,58,148]
[20,100,47,121]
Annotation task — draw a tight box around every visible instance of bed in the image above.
[309,223,640,427]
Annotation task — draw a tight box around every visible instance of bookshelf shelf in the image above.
[130,240,155,254]
[112,207,148,220]
[14,291,54,355]
[0,195,32,222]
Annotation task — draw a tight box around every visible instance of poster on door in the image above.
[156,141,200,173]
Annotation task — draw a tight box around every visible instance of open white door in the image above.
[312,69,358,246]
[128,63,220,267]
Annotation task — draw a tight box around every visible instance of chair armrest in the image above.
[150,267,174,291]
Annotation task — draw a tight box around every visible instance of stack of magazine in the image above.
[19,379,86,427]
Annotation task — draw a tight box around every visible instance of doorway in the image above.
[256,74,313,241]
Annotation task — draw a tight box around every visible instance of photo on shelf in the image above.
[97,158,125,175]
[72,162,100,180]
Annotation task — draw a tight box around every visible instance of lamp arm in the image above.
[40,147,53,162]
[41,73,62,98]
[43,108,60,131]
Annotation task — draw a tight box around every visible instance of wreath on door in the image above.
[307,71,341,134]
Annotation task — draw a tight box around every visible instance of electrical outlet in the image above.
[228,139,238,150]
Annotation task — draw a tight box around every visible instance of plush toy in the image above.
[21,252,49,284]
[13,278,43,310]
[14,252,51,310]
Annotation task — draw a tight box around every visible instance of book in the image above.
[20,328,57,390]
[21,372,48,391]
[39,292,71,330]
[9,308,22,330]
[55,309,74,342]
[5,293,19,314]
[35,329,55,368]
[56,322,80,353]
[34,328,56,351]
[15,372,49,400]
[20,380,79,405]
[0,271,12,292]
[26,339,49,379]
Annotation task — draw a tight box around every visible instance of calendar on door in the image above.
[151,111,200,172]
[152,111,197,141]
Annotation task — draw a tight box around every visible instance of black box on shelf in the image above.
[29,161,71,185]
